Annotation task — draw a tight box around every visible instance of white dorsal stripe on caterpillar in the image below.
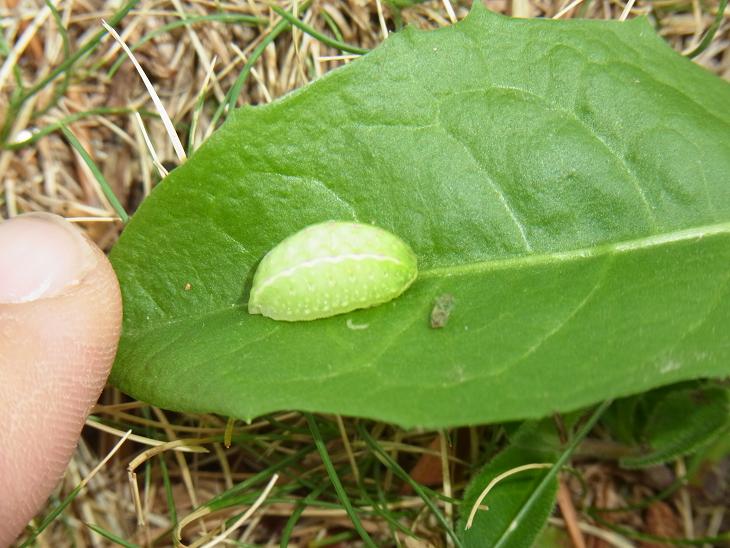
[250,253,409,303]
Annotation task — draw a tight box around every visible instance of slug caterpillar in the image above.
[249,221,418,321]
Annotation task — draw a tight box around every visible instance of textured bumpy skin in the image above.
[249,221,418,321]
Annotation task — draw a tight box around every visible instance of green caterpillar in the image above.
[249,221,418,321]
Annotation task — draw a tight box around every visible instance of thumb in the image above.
[0,213,122,546]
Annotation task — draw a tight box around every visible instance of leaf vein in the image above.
[419,221,730,280]
[496,254,615,374]
[439,123,534,253]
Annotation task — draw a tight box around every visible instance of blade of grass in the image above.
[0,0,139,142]
[343,432,423,541]
[269,5,369,55]
[188,56,218,154]
[359,494,422,539]
[321,11,346,43]
[158,455,178,534]
[85,522,141,548]
[311,531,356,546]
[152,473,300,545]
[133,111,168,179]
[200,473,279,548]
[280,481,329,547]
[60,125,129,223]
[239,437,322,492]
[106,14,266,77]
[686,0,728,58]
[357,423,463,548]
[101,20,186,163]
[29,0,137,98]
[369,465,419,543]
[42,0,72,109]
[224,417,235,448]
[214,0,313,124]
[215,472,304,508]
[218,18,290,121]
[0,22,26,92]
[44,0,70,59]
[305,413,377,548]
[207,445,314,509]
[18,484,84,548]
[3,107,157,151]
[577,0,596,16]
[19,430,132,547]
[0,1,54,97]
[491,400,612,548]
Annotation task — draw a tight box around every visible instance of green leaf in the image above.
[533,525,572,548]
[601,394,645,445]
[620,386,730,468]
[110,5,730,428]
[458,421,559,547]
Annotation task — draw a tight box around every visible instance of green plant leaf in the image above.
[620,385,730,468]
[458,421,559,547]
[602,393,651,445]
[110,5,730,428]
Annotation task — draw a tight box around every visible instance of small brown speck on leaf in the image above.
[431,293,455,329]
[184,283,192,291]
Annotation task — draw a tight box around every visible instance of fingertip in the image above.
[0,213,123,545]
[0,213,98,303]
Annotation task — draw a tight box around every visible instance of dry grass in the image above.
[1,0,729,545]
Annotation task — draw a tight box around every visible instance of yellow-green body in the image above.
[248,221,418,321]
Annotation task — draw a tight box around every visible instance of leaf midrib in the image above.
[123,221,730,337]
[420,221,730,279]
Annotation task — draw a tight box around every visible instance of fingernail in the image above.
[0,213,96,303]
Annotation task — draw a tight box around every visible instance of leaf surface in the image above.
[458,422,559,547]
[457,447,558,548]
[620,386,730,468]
[110,5,730,428]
